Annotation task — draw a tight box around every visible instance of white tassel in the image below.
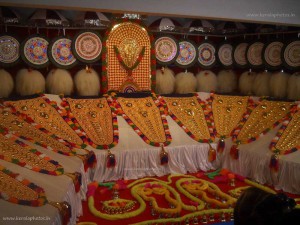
[175,71,197,94]
[155,67,175,94]
[239,71,256,95]
[287,72,300,100]
[253,71,271,97]
[0,69,14,98]
[46,68,74,95]
[270,71,289,99]
[196,70,217,93]
[74,68,100,96]
[217,70,237,94]
[16,69,45,96]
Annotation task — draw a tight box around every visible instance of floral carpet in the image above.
[77,169,299,225]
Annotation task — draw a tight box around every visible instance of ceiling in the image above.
[1,0,300,27]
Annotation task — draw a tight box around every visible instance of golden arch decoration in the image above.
[103,21,153,93]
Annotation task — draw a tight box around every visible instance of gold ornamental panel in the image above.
[6,98,83,145]
[275,111,300,152]
[212,95,249,137]
[0,134,57,171]
[0,108,72,154]
[164,96,211,140]
[66,98,114,145]
[107,22,151,91]
[118,97,166,143]
[237,100,293,142]
[0,170,38,201]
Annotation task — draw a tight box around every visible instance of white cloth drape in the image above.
[1,93,299,225]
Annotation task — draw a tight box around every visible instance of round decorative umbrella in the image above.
[197,40,217,69]
[184,19,215,33]
[0,6,20,24]
[216,21,247,34]
[0,34,21,67]
[149,18,182,32]
[175,39,198,68]
[72,11,110,27]
[154,35,179,65]
[246,41,264,69]
[217,41,234,68]
[233,42,249,68]
[282,39,300,71]
[48,36,77,69]
[28,9,69,27]
[21,34,50,69]
[72,30,102,64]
[263,39,284,70]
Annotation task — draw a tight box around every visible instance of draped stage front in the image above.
[0,93,299,225]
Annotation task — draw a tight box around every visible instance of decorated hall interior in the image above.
[0,0,299,225]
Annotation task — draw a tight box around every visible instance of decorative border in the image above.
[0,164,48,207]
[0,128,64,176]
[158,93,216,143]
[60,96,119,150]
[111,93,172,146]
[101,18,156,94]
